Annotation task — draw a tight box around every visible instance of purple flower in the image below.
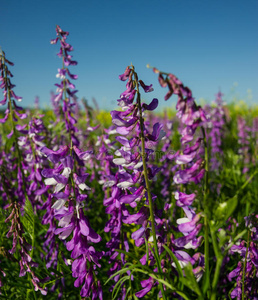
[142,98,158,111]
[40,138,104,297]
[175,192,196,207]
[40,146,69,163]
[135,277,155,298]
[51,25,80,146]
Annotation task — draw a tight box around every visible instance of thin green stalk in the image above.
[237,169,258,195]
[201,127,211,297]
[241,231,250,300]
[203,217,210,296]
[224,229,247,252]
[26,273,37,300]
[210,229,223,300]
[133,67,166,300]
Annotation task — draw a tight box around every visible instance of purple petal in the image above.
[139,80,154,93]
[79,216,90,237]
[7,130,14,139]
[119,66,131,81]
[131,227,145,241]
[115,136,130,148]
[175,192,196,207]
[142,98,158,111]
[40,146,69,163]
[135,283,153,298]
[87,227,102,243]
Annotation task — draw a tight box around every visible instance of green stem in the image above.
[237,169,258,195]
[203,217,210,296]
[224,229,247,252]
[200,127,211,297]
[133,67,166,300]
[210,229,223,300]
[210,257,223,300]
[241,231,250,300]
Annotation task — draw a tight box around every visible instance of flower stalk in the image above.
[201,127,211,296]
[0,50,27,187]
[210,229,223,300]
[134,67,167,300]
[241,230,250,300]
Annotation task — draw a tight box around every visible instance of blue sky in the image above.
[0,0,257,111]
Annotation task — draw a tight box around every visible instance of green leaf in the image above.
[114,248,138,260]
[131,267,190,300]
[57,252,72,274]
[144,237,149,266]
[4,134,15,153]
[20,197,35,245]
[213,195,238,222]
[124,286,132,300]
[105,268,131,285]
[112,276,129,299]
[163,245,184,279]
[183,263,203,298]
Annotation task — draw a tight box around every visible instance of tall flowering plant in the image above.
[0,50,47,295]
[227,214,258,299]
[237,116,251,174]
[37,25,105,299]
[51,25,79,147]
[148,65,215,298]
[106,65,170,299]
[149,65,258,300]
[40,145,104,299]
[1,23,258,299]
[205,91,226,173]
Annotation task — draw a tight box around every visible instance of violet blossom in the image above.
[205,91,226,172]
[106,65,169,298]
[40,145,104,298]
[228,214,258,299]
[0,51,27,134]
[237,116,251,174]
[51,25,80,147]
[151,65,207,283]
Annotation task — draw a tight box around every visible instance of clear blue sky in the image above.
[1,0,257,110]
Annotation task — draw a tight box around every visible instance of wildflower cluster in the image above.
[205,91,226,172]
[0,25,257,300]
[151,66,207,282]
[228,214,258,299]
[51,25,79,146]
[104,65,168,298]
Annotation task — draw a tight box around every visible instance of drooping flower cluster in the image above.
[0,51,27,134]
[40,145,104,299]
[51,25,79,146]
[103,65,169,297]
[0,51,47,295]
[228,214,258,299]
[252,117,258,153]
[0,51,29,209]
[151,66,207,277]
[17,114,48,208]
[205,91,226,172]
[157,113,175,205]
[5,202,47,295]
[237,116,251,174]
